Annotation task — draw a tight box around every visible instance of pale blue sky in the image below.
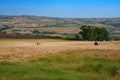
[0,0,120,18]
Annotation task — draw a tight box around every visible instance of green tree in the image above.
[79,25,109,41]
[75,34,81,40]
[101,27,109,41]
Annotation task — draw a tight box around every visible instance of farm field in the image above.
[0,39,120,80]
[0,16,120,38]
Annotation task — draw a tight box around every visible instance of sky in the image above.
[0,0,120,18]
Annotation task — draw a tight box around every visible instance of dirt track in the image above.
[0,41,120,61]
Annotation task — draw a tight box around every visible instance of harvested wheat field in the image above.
[0,39,120,80]
[0,39,120,61]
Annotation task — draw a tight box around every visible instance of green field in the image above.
[0,50,120,80]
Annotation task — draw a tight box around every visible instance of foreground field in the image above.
[0,39,120,80]
[0,50,120,80]
[0,39,120,61]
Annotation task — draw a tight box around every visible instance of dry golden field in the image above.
[0,39,120,61]
[5,27,79,34]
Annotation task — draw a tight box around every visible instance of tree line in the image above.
[79,25,109,41]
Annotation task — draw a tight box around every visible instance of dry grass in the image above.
[6,27,79,34]
[0,40,120,80]
[37,27,79,34]
[0,39,120,61]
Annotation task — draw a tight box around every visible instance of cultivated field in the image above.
[0,39,120,80]
[0,39,119,61]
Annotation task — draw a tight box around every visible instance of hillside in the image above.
[0,15,120,38]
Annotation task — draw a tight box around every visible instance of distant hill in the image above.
[0,15,120,38]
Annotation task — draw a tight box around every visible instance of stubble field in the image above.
[0,39,120,80]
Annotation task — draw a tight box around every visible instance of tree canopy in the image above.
[79,25,109,41]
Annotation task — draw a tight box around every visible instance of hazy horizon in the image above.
[0,0,120,18]
[0,14,120,19]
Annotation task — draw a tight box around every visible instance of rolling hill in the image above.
[0,15,120,39]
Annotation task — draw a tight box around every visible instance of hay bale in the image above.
[36,42,41,45]
[94,41,99,46]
